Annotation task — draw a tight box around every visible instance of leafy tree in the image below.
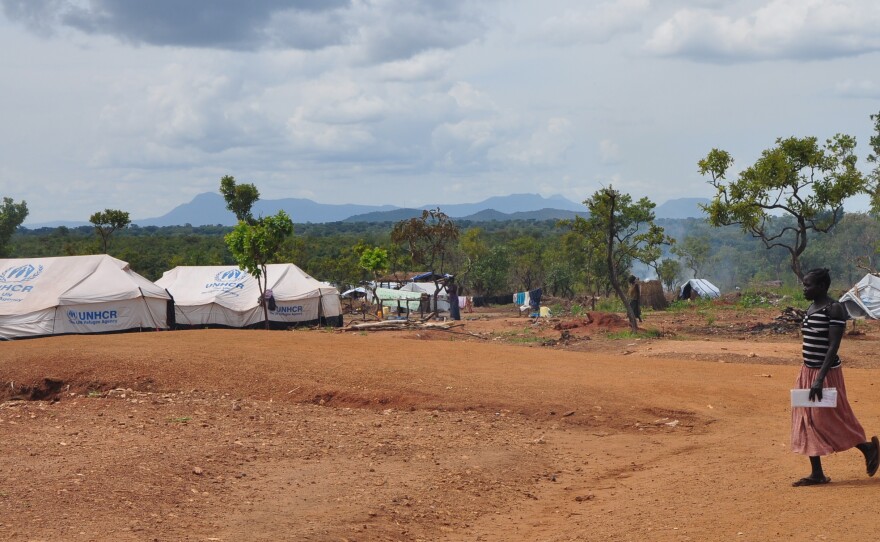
[657,258,682,292]
[225,211,294,329]
[699,134,866,282]
[468,246,510,296]
[359,246,390,314]
[220,175,260,225]
[507,235,545,292]
[672,235,712,278]
[89,208,130,253]
[571,186,672,331]
[391,208,459,273]
[0,197,28,256]
[868,110,880,214]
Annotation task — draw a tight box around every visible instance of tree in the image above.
[868,110,880,214]
[657,258,682,292]
[699,134,866,282]
[391,208,459,273]
[359,246,390,315]
[89,209,130,253]
[0,197,28,257]
[672,235,712,278]
[220,175,260,225]
[225,211,294,329]
[571,186,672,331]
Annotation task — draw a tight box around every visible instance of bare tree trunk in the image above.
[603,191,638,332]
[261,265,270,330]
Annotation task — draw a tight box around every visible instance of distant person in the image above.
[790,268,879,486]
[447,279,460,321]
[627,275,642,323]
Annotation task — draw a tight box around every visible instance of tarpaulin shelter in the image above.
[839,274,880,319]
[398,281,450,312]
[0,255,171,340]
[678,279,721,300]
[156,264,342,329]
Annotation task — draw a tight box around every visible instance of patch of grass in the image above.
[596,297,625,312]
[86,390,102,398]
[570,303,585,317]
[168,416,191,424]
[605,328,662,340]
[497,329,544,344]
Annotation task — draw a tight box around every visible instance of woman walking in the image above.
[791,268,879,486]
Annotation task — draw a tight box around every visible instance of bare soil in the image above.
[3,304,880,541]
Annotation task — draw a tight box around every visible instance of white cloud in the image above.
[489,117,573,167]
[376,50,454,82]
[834,79,880,98]
[646,0,880,62]
[599,139,622,164]
[533,0,650,46]
[447,82,497,112]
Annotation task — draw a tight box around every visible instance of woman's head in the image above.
[803,268,831,300]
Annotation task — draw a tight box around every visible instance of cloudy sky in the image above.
[2,0,879,224]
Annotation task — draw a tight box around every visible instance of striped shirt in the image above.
[801,304,846,369]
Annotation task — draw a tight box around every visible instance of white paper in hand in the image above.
[791,388,838,408]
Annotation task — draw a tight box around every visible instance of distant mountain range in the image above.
[24,193,711,228]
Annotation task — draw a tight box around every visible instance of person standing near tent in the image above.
[627,275,642,323]
[447,278,460,321]
[790,268,879,486]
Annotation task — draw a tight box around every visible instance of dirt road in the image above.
[2,317,880,541]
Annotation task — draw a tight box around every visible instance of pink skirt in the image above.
[791,365,866,456]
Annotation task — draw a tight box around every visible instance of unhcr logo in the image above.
[272,305,303,315]
[0,263,43,283]
[203,268,248,294]
[67,309,119,325]
[214,269,246,282]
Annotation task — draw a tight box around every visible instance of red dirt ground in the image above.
[3,305,880,541]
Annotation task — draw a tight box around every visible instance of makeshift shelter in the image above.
[678,279,721,300]
[0,255,171,340]
[640,279,668,310]
[369,287,425,316]
[156,264,342,329]
[398,281,450,312]
[839,274,880,319]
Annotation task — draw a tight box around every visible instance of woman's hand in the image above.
[809,378,824,401]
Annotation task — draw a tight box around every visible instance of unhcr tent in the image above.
[839,274,880,319]
[0,255,171,340]
[156,264,342,329]
[678,279,721,300]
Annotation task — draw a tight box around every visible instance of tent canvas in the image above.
[678,279,721,300]
[839,274,880,319]
[398,282,450,311]
[156,264,342,328]
[0,255,171,340]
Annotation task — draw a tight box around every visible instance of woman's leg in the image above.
[792,456,831,486]
[856,435,879,476]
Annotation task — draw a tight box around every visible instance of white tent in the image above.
[0,255,171,340]
[156,264,342,328]
[678,279,721,300]
[839,274,880,319]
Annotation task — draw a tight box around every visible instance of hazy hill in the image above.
[23,192,699,228]
[344,206,587,223]
[654,197,710,219]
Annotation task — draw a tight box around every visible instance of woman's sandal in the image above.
[792,476,831,487]
[867,436,880,477]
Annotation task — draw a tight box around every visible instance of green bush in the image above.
[596,297,625,312]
